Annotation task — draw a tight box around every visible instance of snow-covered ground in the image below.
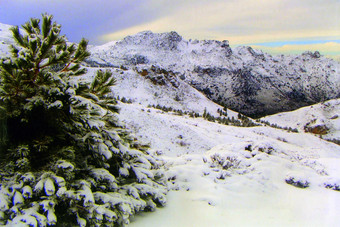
[85,66,340,227]
[117,103,340,227]
[262,99,340,140]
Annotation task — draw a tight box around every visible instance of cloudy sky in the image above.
[0,0,339,57]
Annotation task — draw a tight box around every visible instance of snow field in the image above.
[262,99,340,140]
[119,102,340,226]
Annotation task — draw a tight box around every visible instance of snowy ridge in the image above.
[0,23,13,41]
[262,98,340,140]
[88,30,339,117]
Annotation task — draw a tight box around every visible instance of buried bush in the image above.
[285,175,310,188]
[324,183,340,191]
[209,154,241,170]
[0,14,167,226]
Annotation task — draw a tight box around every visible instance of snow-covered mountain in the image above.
[88,31,339,117]
[1,22,340,226]
[1,23,338,117]
[0,23,15,56]
[84,66,232,117]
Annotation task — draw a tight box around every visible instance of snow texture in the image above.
[122,102,340,226]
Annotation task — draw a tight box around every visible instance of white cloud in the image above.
[251,42,340,58]
[101,0,340,46]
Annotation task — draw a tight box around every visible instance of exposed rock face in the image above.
[136,65,180,88]
[304,125,329,135]
[302,51,321,59]
[124,54,149,65]
[117,31,183,51]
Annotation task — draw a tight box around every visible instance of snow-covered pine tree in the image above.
[0,14,167,226]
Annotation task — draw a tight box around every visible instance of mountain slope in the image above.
[116,102,340,227]
[0,23,15,56]
[84,66,240,118]
[261,98,340,141]
[88,31,340,117]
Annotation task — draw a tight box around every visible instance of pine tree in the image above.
[0,14,167,226]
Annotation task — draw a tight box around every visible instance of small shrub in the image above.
[174,95,181,102]
[330,115,338,120]
[324,183,340,191]
[245,145,252,151]
[277,137,288,143]
[325,138,340,146]
[120,65,128,70]
[178,141,189,147]
[257,146,274,155]
[210,154,241,170]
[285,176,310,188]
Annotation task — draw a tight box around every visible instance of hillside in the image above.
[262,99,340,141]
[1,22,340,226]
[116,102,340,227]
[84,66,238,117]
[86,30,340,226]
[88,30,340,117]
[92,67,340,225]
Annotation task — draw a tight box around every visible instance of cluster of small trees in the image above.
[146,105,260,127]
[117,96,133,104]
[325,138,340,146]
[257,120,299,133]
[217,108,228,117]
[203,108,260,127]
[147,104,188,116]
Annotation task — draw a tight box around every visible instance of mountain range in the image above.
[1,23,339,117]
[87,30,339,117]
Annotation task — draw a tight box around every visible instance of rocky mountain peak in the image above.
[302,51,321,58]
[117,30,183,51]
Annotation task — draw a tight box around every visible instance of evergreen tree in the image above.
[0,14,167,226]
[203,108,207,119]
